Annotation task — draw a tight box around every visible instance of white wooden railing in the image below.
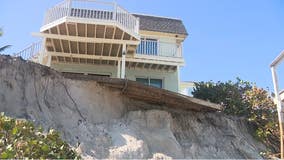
[136,39,182,57]
[44,1,70,26]
[14,41,42,60]
[116,5,139,35]
[43,0,139,36]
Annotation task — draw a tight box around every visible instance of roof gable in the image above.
[133,14,188,35]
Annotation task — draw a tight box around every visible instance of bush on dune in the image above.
[0,113,80,159]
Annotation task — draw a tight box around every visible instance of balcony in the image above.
[136,39,182,57]
[42,0,139,38]
[135,38,184,64]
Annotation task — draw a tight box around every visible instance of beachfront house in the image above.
[17,0,188,92]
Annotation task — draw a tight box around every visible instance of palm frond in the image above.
[0,45,11,53]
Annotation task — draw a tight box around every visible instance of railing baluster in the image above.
[14,41,42,60]
[136,40,178,57]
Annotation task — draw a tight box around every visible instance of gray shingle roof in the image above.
[133,14,188,35]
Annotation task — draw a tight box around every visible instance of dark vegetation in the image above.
[0,28,11,53]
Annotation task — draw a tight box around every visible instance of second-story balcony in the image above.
[134,38,184,65]
[136,39,182,58]
[41,0,140,39]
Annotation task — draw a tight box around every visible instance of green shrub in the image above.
[192,78,279,157]
[245,87,279,155]
[192,78,252,116]
[0,113,80,159]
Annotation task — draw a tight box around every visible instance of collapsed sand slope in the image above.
[0,55,265,159]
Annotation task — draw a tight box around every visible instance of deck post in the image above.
[121,44,126,79]
[46,54,52,67]
[117,60,121,78]
[177,65,180,92]
[39,39,46,64]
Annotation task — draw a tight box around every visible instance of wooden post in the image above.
[121,44,126,79]
[271,66,284,158]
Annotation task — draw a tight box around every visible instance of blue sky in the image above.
[1,0,284,90]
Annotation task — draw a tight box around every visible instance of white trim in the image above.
[134,54,184,64]
[132,13,182,21]
[40,17,67,32]
[139,33,183,40]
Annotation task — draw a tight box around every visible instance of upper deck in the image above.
[41,0,140,39]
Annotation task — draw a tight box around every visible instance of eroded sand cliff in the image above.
[0,55,265,159]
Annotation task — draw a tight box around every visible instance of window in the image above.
[136,38,158,55]
[150,79,163,88]
[136,77,163,89]
[136,78,148,85]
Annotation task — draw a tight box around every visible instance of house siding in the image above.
[51,63,179,92]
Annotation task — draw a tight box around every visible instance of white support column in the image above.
[39,38,46,64]
[121,44,126,79]
[117,60,121,78]
[177,65,180,92]
[46,54,52,67]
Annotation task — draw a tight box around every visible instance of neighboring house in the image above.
[16,0,188,92]
[179,81,195,96]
